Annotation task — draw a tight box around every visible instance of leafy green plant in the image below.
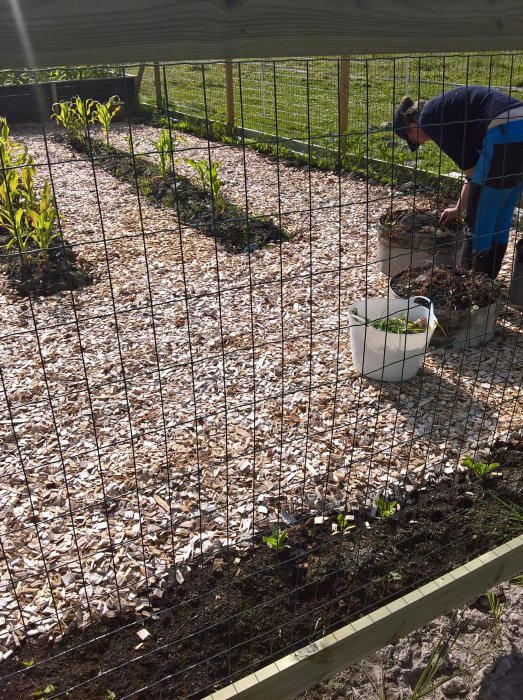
[370,315,428,334]
[0,65,119,87]
[375,498,397,520]
[93,95,121,146]
[106,691,116,700]
[351,307,429,335]
[333,512,355,536]
[462,456,500,479]
[388,571,402,583]
[262,527,288,552]
[187,157,224,212]
[22,658,35,668]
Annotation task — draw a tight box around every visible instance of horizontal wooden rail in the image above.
[204,534,523,700]
[1,1,523,69]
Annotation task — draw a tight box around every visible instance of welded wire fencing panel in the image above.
[0,54,522,700]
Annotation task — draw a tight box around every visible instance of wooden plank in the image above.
[338,56,350,155]
[153,62,162,110]
[203,534,523,700]
[225,60,235,135]
[133,64,146,107]
[1,1,523,68]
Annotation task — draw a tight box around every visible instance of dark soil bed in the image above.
[1,439,522,699]
[391,264,502,311]
[60,135,285,253]
[0,234,92,296]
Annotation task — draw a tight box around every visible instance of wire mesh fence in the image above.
[0,54,522,699]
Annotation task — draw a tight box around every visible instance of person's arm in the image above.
[440,167,475,226]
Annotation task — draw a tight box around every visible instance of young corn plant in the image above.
[93,95,121,147]
[26,181,59,262]
[1,120,59,266]
[71,95,95,136]
[0,171,32,261]
[462,456,500,479]
[154,129,179,183]
[375,498,397,520]
[51,100,83,141]
[262,527,288,552]
[51,96,95,142]
[187,157,225,213]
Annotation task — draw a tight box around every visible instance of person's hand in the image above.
[440,207,459,227]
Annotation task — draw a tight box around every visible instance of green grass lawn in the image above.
[133,53,523,180]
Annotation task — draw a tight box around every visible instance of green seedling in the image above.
[106,691,116,700]
[375,498,397,520]
[486,590,502,621]
[30,685,57,699]
[494,496,523,524]
[22,658,35,668]
[388,571,402,583]
[410,622,461,700]
[462,456,500,479]
[333,512,355,535]
[262,527,288,552]
[93,95,121,146]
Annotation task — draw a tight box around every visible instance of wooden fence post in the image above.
[339,55,350,155]
[133,64,146,108]
[154,62,163,110]
[225,60,235,135]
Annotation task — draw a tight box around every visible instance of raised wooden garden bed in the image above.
[2,438,522,699]
[0,75,137,123]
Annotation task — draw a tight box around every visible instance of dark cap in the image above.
[393,97,419,152]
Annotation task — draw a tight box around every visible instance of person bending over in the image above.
[394,85,523,279]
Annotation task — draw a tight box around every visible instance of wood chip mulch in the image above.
[0,122,522,656]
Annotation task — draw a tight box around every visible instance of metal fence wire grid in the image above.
[0,54,522,699]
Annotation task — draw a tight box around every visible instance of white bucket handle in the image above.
[409,295,432,308]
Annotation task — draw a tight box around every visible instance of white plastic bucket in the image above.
[348,296,437,382]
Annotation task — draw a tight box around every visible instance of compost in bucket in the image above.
[390,265,501,349]
[376,207,465,277]
[348,296,437,382]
